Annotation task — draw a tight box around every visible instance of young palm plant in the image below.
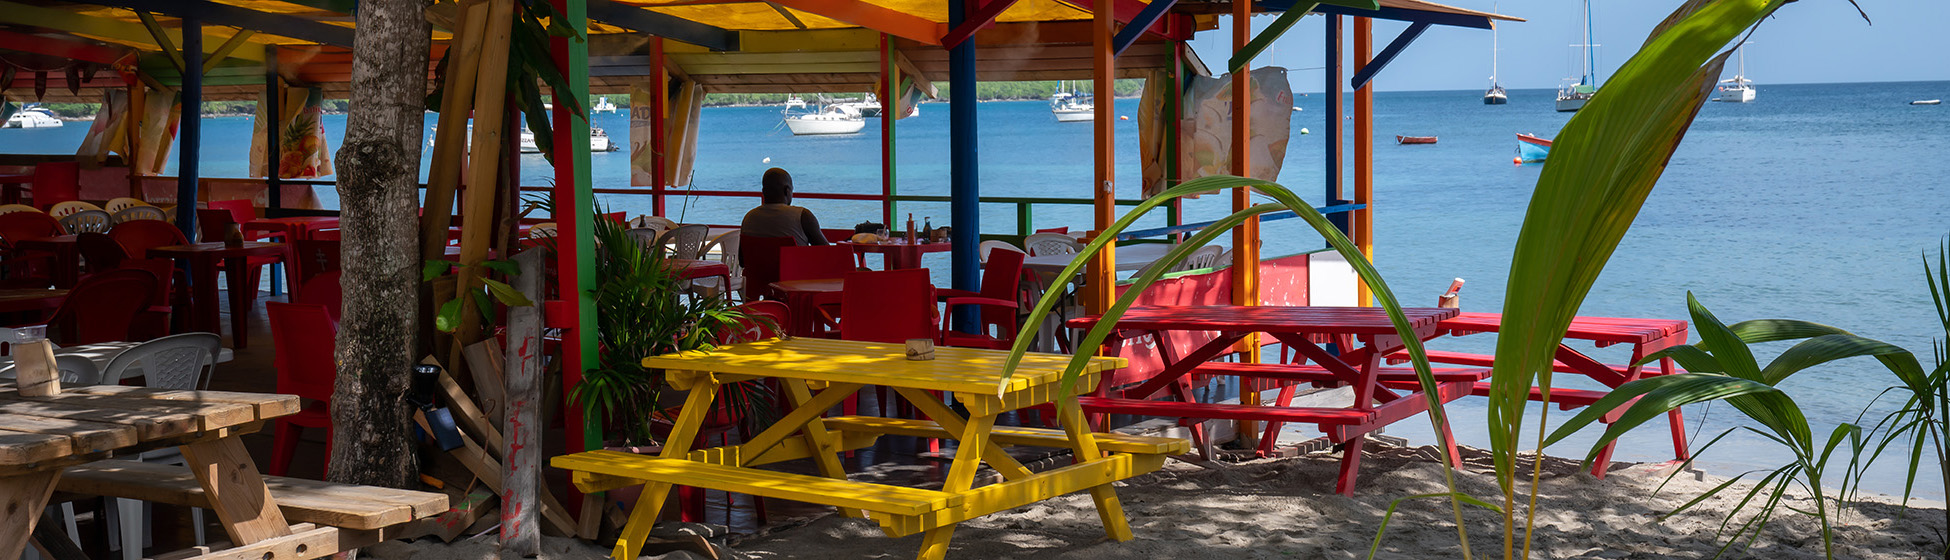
[1863,237,1950,558]
[1543,293,1922,559]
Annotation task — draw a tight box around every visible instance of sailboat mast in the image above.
[1490,1,1499,85]
[1582,0,1596,85]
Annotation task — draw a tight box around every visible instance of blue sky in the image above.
[1185,1,1950,92]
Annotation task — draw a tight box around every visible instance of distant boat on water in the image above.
[1516,133,1552,163]
[1913,100,1942,106]
[4,105,62,128]
[1396,135,1437,145]
[1555,0,1599,112]
[593,96,618,113]
[1714,44,1756,103]
[1050,81,1093,122]
[1484,1,1507,105]
[783,102,866,135]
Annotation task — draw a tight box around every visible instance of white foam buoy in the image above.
[1300,128,1311,135]
[763,157,772,163]
[1292,106,1302,112]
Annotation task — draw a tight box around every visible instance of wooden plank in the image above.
[178,525,339,560]
[30,508,88,560]
[0,388,257,433]
[420,0,487,264]
[432,363,506,456]
[550,450,962,516]
[181,436,293,545]
[0,470,61,560]
[65,385,301,420]
[0,395,197,441]
[0,414,136,455]
[499,250,543,553]
[461,339,506,424]
[450,0,516,351]
[57,460,446,531]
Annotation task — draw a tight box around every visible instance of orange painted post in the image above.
[1353,17,1374,306]
[1231,0,1262,445]
[1087,0,1116,315]
[650,38,667,217]
[880,33,897,226]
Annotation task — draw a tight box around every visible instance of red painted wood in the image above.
[1069,305,1455,335]
[1077,396,1374,425]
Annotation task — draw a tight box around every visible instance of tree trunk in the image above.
[330,0,431,489]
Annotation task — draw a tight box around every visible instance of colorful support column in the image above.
[1229,0,1262,445]
[548,0,598,503]
[265,45,282,212]
[1353,17,1374,306]
[176,10,201,237]
[1323,15,1346,235]
[1086,0,1116,315]
[948,0,980,332]
[650,37,667,217]
[880,33,897,226]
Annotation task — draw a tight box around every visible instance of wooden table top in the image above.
[15,235,78,248]
[840,241,952,253]
[148,241,286,258]
[0,384,298,470]
[247,216,340,225]
[770,278,845,294]
[1067,305,1458,336]
[1437,311,1688,345]
[0,289,67,313]
[642,338,1123,395]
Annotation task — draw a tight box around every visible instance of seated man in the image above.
[740,167,829,246]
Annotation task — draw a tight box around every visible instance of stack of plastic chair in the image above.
[107,221,192,333]
[1022,232,1084,257]
[109,205,169,224]
[101,332,222,559]
[658,224,709,260]
[58,209,111,233]
[267,302,337,479]
[102,198,149,214]
[689,231,741,300]
[48,200,104,218]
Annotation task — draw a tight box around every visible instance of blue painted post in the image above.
[264,45,281,212]
[177,11,201,239]
[1323,14,1350,236]
[948,0,979,333]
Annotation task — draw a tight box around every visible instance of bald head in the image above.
[762,168,793,204]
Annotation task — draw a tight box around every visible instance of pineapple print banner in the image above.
[250,85,334,179]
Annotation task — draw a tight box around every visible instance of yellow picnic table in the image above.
[552,338,1189,560]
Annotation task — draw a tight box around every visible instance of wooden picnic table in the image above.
[0,383,444,560]
[1397,311,1693,476]
[1068,305,1479,496]
[840,240,950,270]
[553,338,1187,560]
[148,242,285,349]
[14,235,79,289]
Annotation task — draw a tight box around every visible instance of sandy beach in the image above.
[368,442,1946,559]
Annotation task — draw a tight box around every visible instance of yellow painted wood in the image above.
[670,50,879,65]
[679,62,879,75]
[611,378,719,560]
[663,29,882,54]
[551,451,961,516]
[733,382,859,462]
[783,380,863,519]
[135,11,185,73]
[891,389,1033,480]
[640,338,1125,396]
[202,30,258,73]
[1059,399,1134,542]
[924,454,1166,529]
[819,416,1189,456]
[0,2,268,62]
[567,431,882,493]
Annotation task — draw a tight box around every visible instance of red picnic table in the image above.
[1068,305,1481,496]
[770,278,844,337]
[1390,311,1692,476]
[148,241,286,349]
[840,240,950,270]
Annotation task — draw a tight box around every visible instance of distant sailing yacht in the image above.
[1050,81,1093,122]
[1555,0,1599,112]
[1483,2,1507,105]
[1714,44,1757,103]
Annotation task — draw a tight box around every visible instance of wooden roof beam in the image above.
[939,0,1021,49]
[1347,20,1425,89]
[1107,0,1172,56]
[90,0,356,47]
[765,0,944,46]
[1259,0,1497,29]
[1058,0,1187,41]
[587,0,738,51]
[0,0,266,61]
[0,29,136,66]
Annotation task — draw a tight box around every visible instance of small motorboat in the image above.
[1515,133,1552,163]
[784,105,867,135]
[1395,135,1437,145]
[4,105,63,128]
[1913,100,1942,106]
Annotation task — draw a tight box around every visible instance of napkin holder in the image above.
[905,338,935,361]
[8,326,57,396]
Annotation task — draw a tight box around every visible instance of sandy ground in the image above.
[368,444,1948,559]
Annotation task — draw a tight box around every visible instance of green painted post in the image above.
[1017,202,1033,236]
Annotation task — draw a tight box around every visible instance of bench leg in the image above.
[1335,435,1366,497]
[180,437,292,545]
[1057,400,1134,542]
[783,380,865,519]
[915,526,957,560]
[0,471,61,560]
[615,380,723,560]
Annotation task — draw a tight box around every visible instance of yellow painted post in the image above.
[1354,17,1375,307]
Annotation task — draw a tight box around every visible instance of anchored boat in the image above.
[1555,0,1600,112]
[4,105,63,128]
[1396,136,1437,145]
[784,104,867,135]
[1516,133,1552,163]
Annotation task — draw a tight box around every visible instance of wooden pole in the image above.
[880,33,897,226]
[1230,0,1262,446]
[1086,0,1115,315]
[452,0,515,348]
[947,0,981,331]
[175,10,201,237]
[421,0,489,263]
[499,249,543,554]
[1353,17,1374,307]
[650,37,667,217]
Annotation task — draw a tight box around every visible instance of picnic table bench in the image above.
[0,383,445,560]
[552,338,1187,560]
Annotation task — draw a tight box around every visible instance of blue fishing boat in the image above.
[1516,133,1552,163]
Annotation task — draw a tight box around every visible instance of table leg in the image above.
[893,388,1033,480]
[914,405,1001,560]
[613,380,720,560]
[223,255,254,348]
[179,437,292,545]
[1056,399,1134,542]
[782,381,864,519]
[1662,355,1690,461]
[1335,435,1367,496]
[188,257,222,336]
[0,471,61,560]
[52,247,78,289]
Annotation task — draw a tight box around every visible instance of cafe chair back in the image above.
[42,268,156,344]
[659,224,709,260]
[779,244,857,282]
[0,204,40,215]
[110,205,169,224]
[690,231,742,299]
[48,200,103,218]
[726,300,790,343]
[528,222,557,239]
[30,161,80,210]
[738,235,794,301]
[108,219,190,255]
[76,232,128,273]
[58,209,111,234]
[293,238,342,287]
[296,270,344,321]
[267,301,338,477]
[0,208,67,240]
[1023,233,1084,257]
[103,332,221,390]
[978,240,1021,263]
[103,197,150,214]
[0,354,104,386]
[840,268,938,344]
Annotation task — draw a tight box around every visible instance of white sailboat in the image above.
[783,100,866,135]
[4,105,63,128]
[1714,44,1756,103]
[1555,0,1599,112]
[593,96,618,113]
[1483,2,1507,105]
[428,124,617,152]
[1050,81,1093,122]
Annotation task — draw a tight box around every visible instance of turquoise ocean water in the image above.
[5,80,1948,498]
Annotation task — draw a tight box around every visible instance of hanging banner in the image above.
[250,85,333,179]
[630,77,703,188]
[629,81,654,186]
[134,89,181,176]
[76,89,130,165]
[1178,67,1292,193]
[1138,70,1169,197]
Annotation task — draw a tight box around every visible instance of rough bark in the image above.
[330,0,432,489]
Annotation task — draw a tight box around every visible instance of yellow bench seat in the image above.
[820,416,1191,456]
[551,450,964,517]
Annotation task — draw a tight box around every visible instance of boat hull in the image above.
[1053,110,1093,122]
[1554,95,1588,112]
[1396,136,1437,145]
[1516,133,1552,163]
[1482,94,1507,105]
[785,117,867,135]
[1714,87,1756,103]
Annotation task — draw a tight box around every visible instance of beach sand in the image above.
[369,443,1946,559]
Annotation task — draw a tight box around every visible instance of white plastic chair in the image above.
[103,198,151,214]
[658,224,710,260]
[1179,245,1226,271]
[1022,233,1083,257]
[690,231,742,299]
[110,205,169,224]
[105,333,222,559]
[979,239,1022,263]
[48,201,104,218]
[58,209,111,233]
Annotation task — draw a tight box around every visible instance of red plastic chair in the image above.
[267,302,337,478]
[938,247,1026,349]
[295,270,343,322]
[29,162,79,210]
[292,238,341,286]
[108,219,191,256]
[76,232,127,274]
[839,268,938,344]
[30,268,156,344]
[725,300,790,344]
[0,211,66,288]
[738,235,794,301]
[196,207,280,300]
[779,245,857,282]
[117,259,180,339]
